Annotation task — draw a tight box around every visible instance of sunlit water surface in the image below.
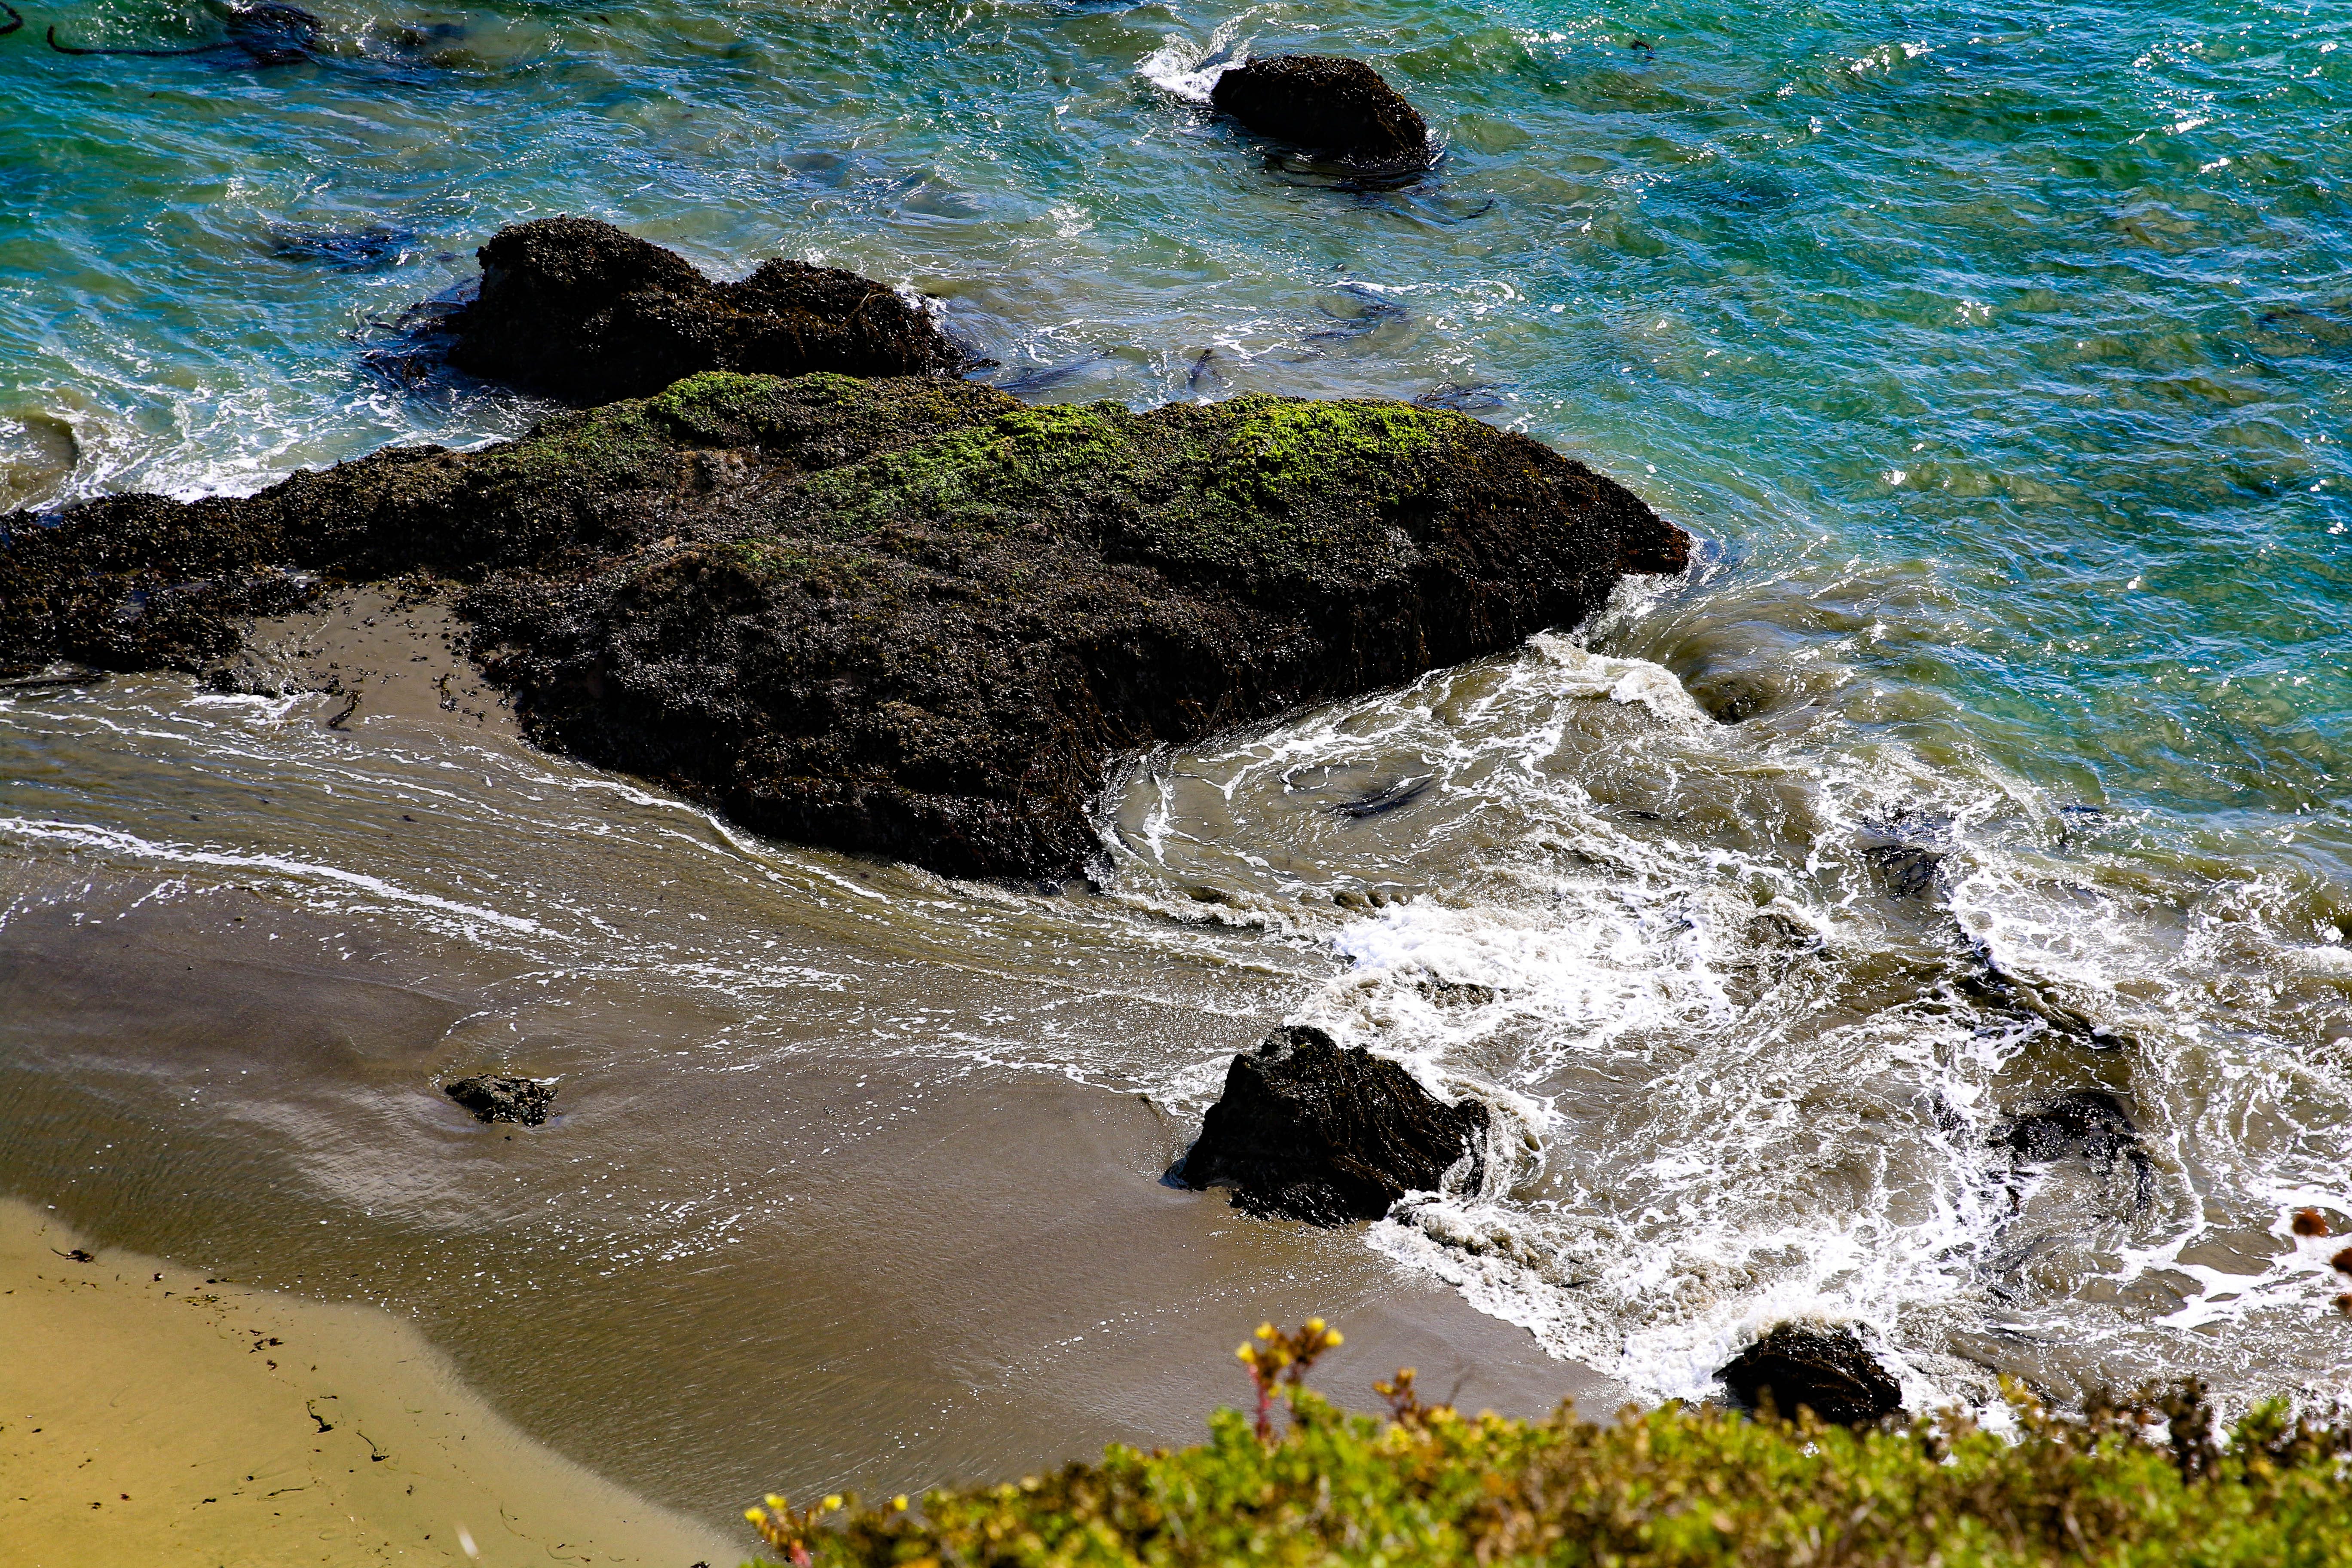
[4,0,2352,1494]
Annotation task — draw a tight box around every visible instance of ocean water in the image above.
[4,0,2352,1485]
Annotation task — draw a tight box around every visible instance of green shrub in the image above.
[751,1328,2352,1568]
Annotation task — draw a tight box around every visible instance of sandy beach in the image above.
[0,1198,733,1568]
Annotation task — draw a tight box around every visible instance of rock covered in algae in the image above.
[1716,1323,1903,1428]
[1210,55,1433,172]
[447,217,967,404]
[0,371,1687,877]
[1180,1025,1489,1225]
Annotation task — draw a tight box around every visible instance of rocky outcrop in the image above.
[444,1074,555,1126]
[1210,56,1433,172]
[1717,1324,1902,1428]
[1179,1025,1488,1225]
[0,371,1688,878]
[446,218,966,404]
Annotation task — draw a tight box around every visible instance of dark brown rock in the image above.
[1209,55,1433,172]
[447,217,967,405]
[1717,1323,1902,1427]
[1180,1025,1489,1225]
[0,372,1688,879]
[444,1074,555,1126]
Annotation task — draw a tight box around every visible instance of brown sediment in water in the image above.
[0,1198,732,1568]
[0,584,1628,1519]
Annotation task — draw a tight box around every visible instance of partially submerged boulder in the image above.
[444,1074,555,1126]
[1717,1323,1902,1428]
[1995,1087,2157,1208]
[447,217,966,404]
[0,372,1687,877]
[1180,1025,1488,1225]
[1210,55,1433,172]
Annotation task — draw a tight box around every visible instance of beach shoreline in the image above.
[0,1197,735,1568]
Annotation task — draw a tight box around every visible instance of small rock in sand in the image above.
[444,1074,556,1127]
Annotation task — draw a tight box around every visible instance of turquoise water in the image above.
[7,0,2347,820]
[6,0,2352,1443]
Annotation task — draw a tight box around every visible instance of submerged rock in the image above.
[444,1074,555,1126]
[46,2,322,67]
[1179,1025,1488,1225]
[1717,1323,1902,1428]
[1996,1088,2137,1164]
[0,371,1687,877]
[1210,55,1433,172]
[1995,1088,2156,1207]
[447,217,967,404]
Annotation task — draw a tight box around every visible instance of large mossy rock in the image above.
[447,217,966,404]
[1210,55,1433,172]
[1716,1323,1903,1428]
[0,372,1687,877]
[1180,1025,1489,1225]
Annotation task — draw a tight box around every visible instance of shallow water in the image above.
[3,0,2352,1514]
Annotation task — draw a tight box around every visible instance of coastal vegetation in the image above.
[749,1323,2352,1568]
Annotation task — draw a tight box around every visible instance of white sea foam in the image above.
[0,815,548,937]
[1137,16,1251,104]
[1098,605,2352,1416]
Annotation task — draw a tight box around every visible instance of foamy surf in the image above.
[1138,16,1252,104]
[1103,601,2352,1419]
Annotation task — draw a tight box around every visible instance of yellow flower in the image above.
[745,1508,767,1524]
[1305,1318,1325,1333]
[1327,1331,1343,1346]
[1256,1322,1276,1339]
[766,1494,789,1511]
[822,1494,844,1511]
[892,1495,910,1511]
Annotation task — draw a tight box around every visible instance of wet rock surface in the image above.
[444,1074,555,1126]
[0,371,1687,877]
[1995,1088,2157,1207]
[1716,1323,1903,1427]
[447,217,966,404]
[1180,1025,1489,1225]
[1210,55,1433,172]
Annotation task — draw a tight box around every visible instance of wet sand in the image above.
[0,581,1627,1535]
[0,1199,732,1568]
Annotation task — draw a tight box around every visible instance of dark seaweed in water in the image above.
[1305,284,1408,343]
[995,348,1114,394]
[1333,775,1434,818]
[272,224,416,271]
[1414,382,1511,413]
[47,3,323,67]
[1954,946,2136,1051]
